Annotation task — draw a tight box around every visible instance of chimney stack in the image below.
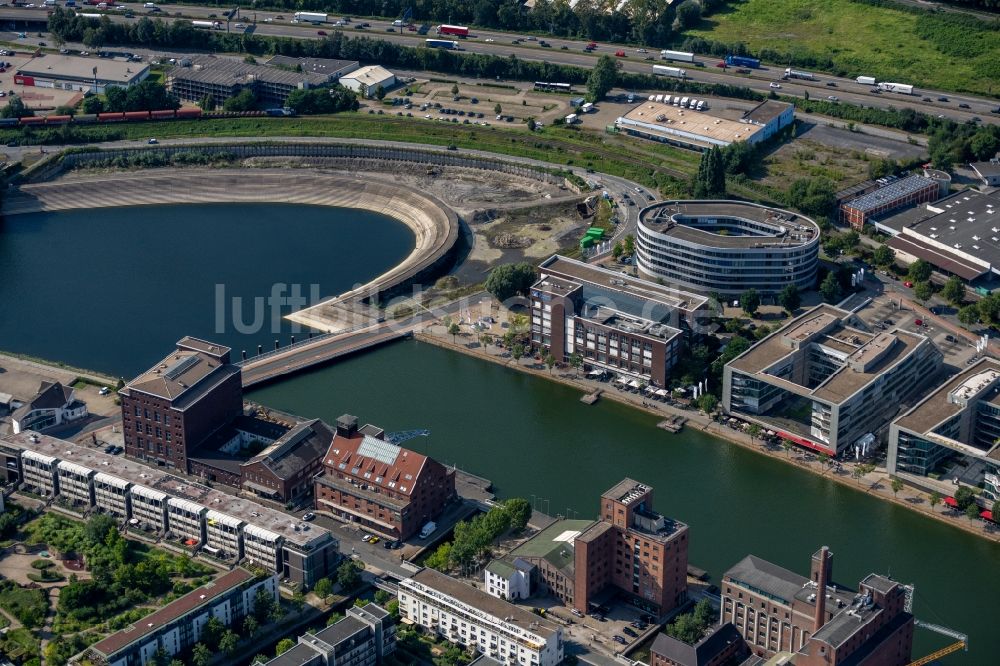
[811,546,832,632]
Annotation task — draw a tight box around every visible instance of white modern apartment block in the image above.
[21,448,58,496]
[0,431,341,589]
[167,498,207,545]
[399,568,564,666]
[56,460,94,507]
[94,472,131,518]
[243,524,283,573]
[205,509,244,560]
[130,485,169,531]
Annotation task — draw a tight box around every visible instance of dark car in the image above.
[937,96,949,102]
[959,103,971,109]
[104,444,116,454]
[317,30,327,35]
[386,26,395,32]
[613,635,627,645]
[623,627,638,638]
[826,81,837,87]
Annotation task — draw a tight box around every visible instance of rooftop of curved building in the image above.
[638,200,820,250]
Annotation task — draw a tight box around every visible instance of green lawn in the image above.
[688,0,1000,97]
[11,114,698,196]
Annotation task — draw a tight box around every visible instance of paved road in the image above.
[2,5,998,125]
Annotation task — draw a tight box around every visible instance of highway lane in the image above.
[3,4,999,125]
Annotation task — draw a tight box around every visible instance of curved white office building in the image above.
[636,200,820,295]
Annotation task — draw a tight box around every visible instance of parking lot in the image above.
[853,287,979,368]
[371,79,574,127]
[0,39,85,110]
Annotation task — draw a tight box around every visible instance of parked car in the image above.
[914,319,924,326]
[302,512,315,521]
[99,386,110,395]
[769,82,781,89]
[362,534,373,542]
[903,281,913,288]
[623,627,638,638]
[827,95,839,101]
[317,30,327,35]
[613,635,627,645]
[571,608,584,618]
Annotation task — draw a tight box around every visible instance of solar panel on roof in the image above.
[357,436,401,466]
[164,355,200,380]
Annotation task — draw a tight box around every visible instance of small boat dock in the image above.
[657,414,687,432]
[580,389,602,405]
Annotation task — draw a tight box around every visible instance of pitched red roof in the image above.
[322,431,429,497]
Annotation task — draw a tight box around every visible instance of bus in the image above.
[425,39,459,49]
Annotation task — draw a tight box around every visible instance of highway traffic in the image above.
[2,3,998,125]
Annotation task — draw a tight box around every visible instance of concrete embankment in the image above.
[414,330,1000,544]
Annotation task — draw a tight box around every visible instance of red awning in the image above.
[944,496,958,507]
[980,510,994,522]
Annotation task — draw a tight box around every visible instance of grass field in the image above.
[688,0,1000,97]
[9,114,701,197]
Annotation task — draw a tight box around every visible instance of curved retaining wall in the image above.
[44,142,569,186]
[6,168,460,305]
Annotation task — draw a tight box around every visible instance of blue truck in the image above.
[725,55,760,69]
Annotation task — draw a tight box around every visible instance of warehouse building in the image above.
[873,189,1000,287]
[314,414,455,540]
[722,304,943,456]
[888,357,1000,507]
[615,99,793,151]
[637,200,820,296]
[970,157,1000,187]
[721,547,913,663]
[485,479,689,618]
[339,65,396,98]
[839,174,940,230]
[14,54,149,93]
[166,56,333,108]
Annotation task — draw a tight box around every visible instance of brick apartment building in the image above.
[119,337,242,471]
[485,479,688,618]
[721,547,913,664]
[314,415,456,540]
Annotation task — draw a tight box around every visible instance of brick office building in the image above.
[119,337,242,471]
[314,415,456,540]
[575,479,688,617]
[530,255,707,387]
[484,479,688,618]
[721,547,913,664]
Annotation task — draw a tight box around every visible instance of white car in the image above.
[362,534,374,542]
[98,387,110,395]
[484,38,494,42]
[263,17,273,22]
[769,82,781,89]
[827,95,839,101]
[636,48,647,53]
